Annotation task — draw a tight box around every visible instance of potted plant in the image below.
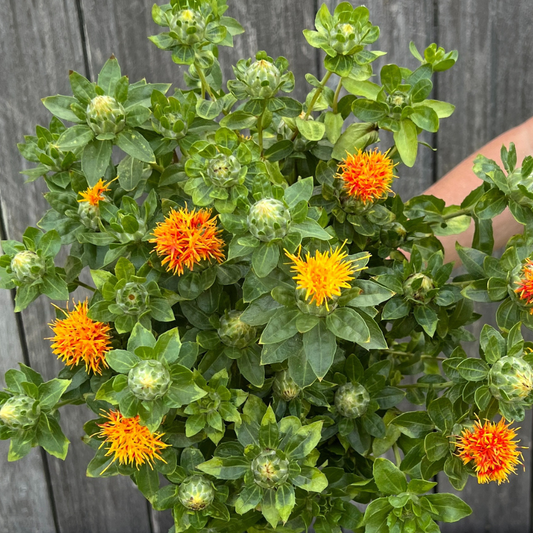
[1,2,531,532]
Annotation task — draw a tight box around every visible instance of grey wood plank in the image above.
[0,288,57,533]
[0,1,153,532]
[323,0,436,199]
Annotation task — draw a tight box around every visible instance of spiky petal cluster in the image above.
[48,300,112,374]
[97,410,169,470]
[78,179,112,206]
[515,258,533,312]
[455,419,523,484]
[150,206,225,276]
[337,149,395,204]
[286,246,361,308]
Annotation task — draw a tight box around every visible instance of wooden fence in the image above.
[1,1,532,532]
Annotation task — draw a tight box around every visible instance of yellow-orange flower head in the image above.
[97,410,169,470]
[455,418,523,484]
[515,258,533,312]
[48,300,112,374]
[78,179,112,206]
[286,246,366,308]
[337,149,395,205]
[150,206,225,276]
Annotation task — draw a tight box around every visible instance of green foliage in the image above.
[3,2,533,532]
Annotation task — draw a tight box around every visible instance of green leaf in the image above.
[57,125,94,151]
[331,122,379,160]
[235,484,263,515]
[69,71,97,105]
[38,379,71,411]
[98,56,122,95]
[238,348,265,388]
[260,309,300,344]
[324,54,353,77]
[291,218,331,240]
[82,140,113,186]
[414,306,438,336]
[303,320,336,379]
[284,421,323,459]
[116,130,155,163]
[392,411,434,438]
[410,105,439,132]
[291,465,328,492]
[252,243,279,278]
[42,95,82,123]
[456,358,489,381]
[326,307,370,346]
[324,111,343,144]
[424,432,450,462]
[373,458,407,494]
[276,483,295,524]
[421,493,472,523]
[295,117,325,141]
[419,99,455,118]
[36,414,69,459]
[39,230,61,258]
[127,322,156,351]
[118,155,151,191]
[41,274,69,301]
[196,98,224,120]
[410,78,433,103]
[284,177,314,209]
[135,462,159,498]
[220,111,257,130]
[343,79,381,99]
[427,397,454,432]
[197,456,249,479]
[393,119,418,167]
[352,99,389,122]
[380,64,402,93]
[154,328,182,364]
[106,349,141,373]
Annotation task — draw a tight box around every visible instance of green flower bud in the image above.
[273,370,300,402]
[388,91,410,109]
[86,95,126,136]
[247,198,291,242]
[78,202,100,231]
[295,287,337,317]
[217,310,256,349]
[0,395,41,430]
[128,360,171,401]
[335,382,370,419]
[251,449,290,488]
[116,282,150,316]
[329,22,357,55]
[403,273,435,304]
[380,222,407,248]
[489,356,533,401]
[178,475,215,511]
[207,154,242,188]
[152,111,188,140]
[171,9,206,45]
[10,250,46,283]
[243,60,281,99]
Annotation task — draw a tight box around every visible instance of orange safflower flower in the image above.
[455,418,524,484]
[48,300,112,374]
[78,179,113,206]
[97,410,169,471]
[149,206,225,276]
[515,258,533,313]
[337,148,395,205]
[285,246,367,308]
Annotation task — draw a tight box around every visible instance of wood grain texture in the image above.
[0,1,152,532]
[0,286,57,533]
[324,0,437,199]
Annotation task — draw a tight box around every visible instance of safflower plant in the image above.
[2,1,533,532]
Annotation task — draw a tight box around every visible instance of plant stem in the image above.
[304,70,333,120]
[333,77,343,114]
[385,349,445,360]
[74,280,95,292]
[393,443,402,468]
[150,162,165,173]
[397,381,454,389]
[441,207,474,221]
[256,113,264,156]
[291,70,333,141]
[195,62,216,100]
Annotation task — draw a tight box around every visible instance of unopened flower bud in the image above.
[207,154,242,188]
[116,282,150,315]
[251,449,290,488]
[335,382,370,419]
[403,273,435,304]
[10,250,45,283]
[243,60,281,99]
[489,356,533,402]
[128,360,171,401]
[0,395,41,430]
[86,95,126,136]
[248,198,291,242]
[273,370,300,402]
[178,475,215,510]
[171,9,206,45]
[217,310,256,349]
